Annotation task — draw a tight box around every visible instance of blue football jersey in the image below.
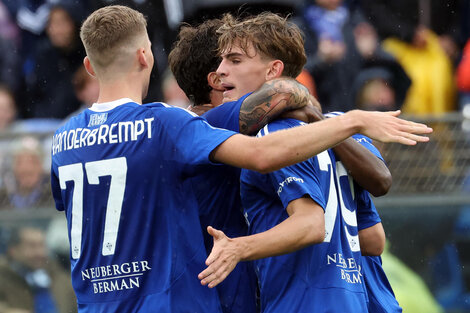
[202,93,251,133]
[240,118,368,313]
[50,99,236,313]
[190,93,258,313]
[352,133,383,231]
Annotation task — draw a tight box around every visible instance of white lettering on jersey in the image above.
[81,260,152,294]
[326,253,362,284]
[88,113,108,127]
[277,176,304,196]
[52,118,154,155]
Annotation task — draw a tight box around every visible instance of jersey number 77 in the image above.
[58,157,127,259]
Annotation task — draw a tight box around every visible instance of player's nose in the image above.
[216,59,228,77]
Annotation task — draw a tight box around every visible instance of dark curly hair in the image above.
[168,19,223,105]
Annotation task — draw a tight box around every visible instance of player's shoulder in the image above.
[207,92,252,114]
[143,102,199,118]
[203,97,245,119]
[54,110,87,135]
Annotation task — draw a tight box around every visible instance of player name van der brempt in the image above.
[52,117,154,155]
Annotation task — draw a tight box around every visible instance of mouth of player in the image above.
[222,85,235,98]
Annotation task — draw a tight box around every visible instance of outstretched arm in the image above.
[238,78,311,134]
[282,103,392,196]
[198,197,324,288]
[211,110,432,174]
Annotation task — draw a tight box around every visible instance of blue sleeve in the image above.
[268,161,327,211]
[356,191,381,230]
[351,134,384,161]
[158,107,237,167]
[50,164,64,211]
[351,134,384,230]
[202,93,252,132]
[259,120,327,210]
[325,112,384,161]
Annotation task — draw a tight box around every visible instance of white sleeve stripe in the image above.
[324,111,344,118]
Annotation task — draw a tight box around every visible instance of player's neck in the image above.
[97,80,143,105]
[210,89,224,107]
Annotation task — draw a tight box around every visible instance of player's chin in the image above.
[222,97,234,103]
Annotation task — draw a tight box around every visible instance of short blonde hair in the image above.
[80,5,147,70]
[218,12,306,78]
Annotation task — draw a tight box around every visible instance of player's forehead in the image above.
[220,40,257,59]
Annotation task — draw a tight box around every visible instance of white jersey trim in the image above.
[89,98,135,112]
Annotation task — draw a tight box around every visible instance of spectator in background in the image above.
[360,0,459,115]
[64,65,100,120]
[0,226,77,313]
[355,73,397,112]
[46,216,70,271]
[2,0,51,83]
[0,1,21,94]
[0,136,51,211]
[0,84,18,131]
[25,2,86,119]
[359,0,463,62]
[0,85,19,187]
[457,39,470,112]
[294,0,408,113]
[0,1,20,45]
[58,66,100,123]
[296,68,317,97]
[352,58,411,112]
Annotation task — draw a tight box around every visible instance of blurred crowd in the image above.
[0,0,469,312]
[0,0,468,126]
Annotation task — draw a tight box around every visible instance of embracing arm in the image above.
[211,110,432,174]
[359,222,386,256]
[238,78,311,134]
[198,197,324,288]
[333,138,392,196]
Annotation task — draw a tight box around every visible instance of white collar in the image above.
[89,98,135,112]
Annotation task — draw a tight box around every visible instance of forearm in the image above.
[250,112,370,173]
[333,138,392,196]
[212,110,431,173]
[215,112,357,173]
[239,78,311,134]
[359,223,386,256]
[236,211,323,261]
[200,199,321,288]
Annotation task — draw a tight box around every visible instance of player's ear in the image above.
[83,56,96,77]
[266,60,284,80]
[137,47,150,69]
[207,72,224,91]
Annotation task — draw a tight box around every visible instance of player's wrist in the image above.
[234,236,253,261]
[341,110,363,135]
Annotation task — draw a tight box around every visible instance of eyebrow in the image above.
[221,52,244,59]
